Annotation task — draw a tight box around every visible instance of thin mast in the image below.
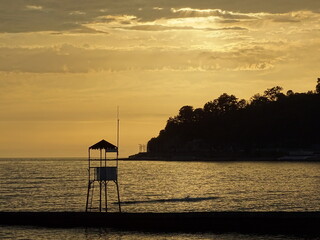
[117,106,120,161]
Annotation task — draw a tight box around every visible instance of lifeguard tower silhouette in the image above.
[85,139,121,212]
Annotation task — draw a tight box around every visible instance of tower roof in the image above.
[89,139,118,152]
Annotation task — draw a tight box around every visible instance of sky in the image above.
[0,0,320,157]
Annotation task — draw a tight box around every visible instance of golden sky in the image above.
[0,1,320,157]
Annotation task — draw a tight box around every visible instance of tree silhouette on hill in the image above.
[147,79,320,159]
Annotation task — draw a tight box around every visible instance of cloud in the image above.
[158,0,320,14]
[69,11,86,16]
[207,27,248,31]
[84,9,319,38]
[171,8,255,20]
[0,4,319,75]
[0,43,289,73]
[0,0,319,33]
[85,10,251,33]
[116,24,247,32]
[26,5,43,11]
[95,15,138,24]
[118,25,194,31]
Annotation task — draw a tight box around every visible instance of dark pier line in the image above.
[0,211,319,235]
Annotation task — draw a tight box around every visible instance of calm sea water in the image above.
[0,158,319,239]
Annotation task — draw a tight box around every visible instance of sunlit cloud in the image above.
[117,25,247,32]
[69,11,86,16]
[85,11,248,33]
[26,5,43,11]
[171,8,255,20]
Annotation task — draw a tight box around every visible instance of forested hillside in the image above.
[147,79,320,158]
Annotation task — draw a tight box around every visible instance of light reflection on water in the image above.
[0,159,319,212]
[0,159,319,240]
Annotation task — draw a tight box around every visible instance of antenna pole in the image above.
[117,106,120,163]
[116,106,121,212]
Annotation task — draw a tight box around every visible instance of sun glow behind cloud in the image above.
[26,5,43,11]
[0,1,320,157]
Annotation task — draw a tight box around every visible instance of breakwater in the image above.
[0,211,319,234]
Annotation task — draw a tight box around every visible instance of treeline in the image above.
[147,79,320,158]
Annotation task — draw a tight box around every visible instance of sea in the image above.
[0,158,319,240]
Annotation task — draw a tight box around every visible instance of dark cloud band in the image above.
[0,0,319,33]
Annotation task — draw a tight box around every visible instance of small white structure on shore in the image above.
[85,139,121,212]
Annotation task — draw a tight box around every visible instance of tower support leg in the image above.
[115,181,121,213]
[85,181,91,212]
[105,181,108,212]
[99,181,102,212]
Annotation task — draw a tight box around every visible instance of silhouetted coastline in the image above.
[131,79,320,161]
[128,152,320,162]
